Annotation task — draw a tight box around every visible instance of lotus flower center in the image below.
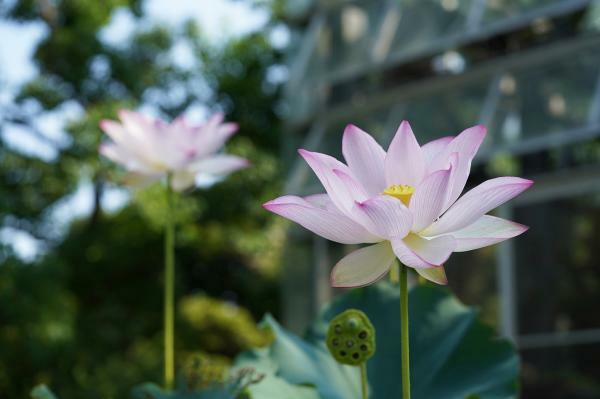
[383,184,414,206]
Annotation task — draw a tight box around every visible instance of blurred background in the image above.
[1,0,599,398]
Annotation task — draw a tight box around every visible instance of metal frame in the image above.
[519,328,600,349]
[499,165,600,348]
[588,66,600,124]
[286,35,600,195]
[496,205,518,341]
[324,34,600,124]
[281,1,600,352]
[285,13,326,103]
[289,0,592,100]
[512,165,600,207]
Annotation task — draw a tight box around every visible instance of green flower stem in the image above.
[360,363,368,399]
[164,174,175,389]
[399,263,410,399]
[389,261,399,284]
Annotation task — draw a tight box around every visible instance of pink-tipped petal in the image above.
[99,119,147,155]
[428,125,487,208]
[217,122,239,140]
[354,195,413,239]
[415,266,448,285]
[206,112,225,126]
[342,124,387,196]
[116,110,168,164]
[451,215,529,252]
[189,155,248,176]
[423,177,533,236]
[431,125,486,167]
[263,195,380,244]
[100,110,244,183]
[385,121,426,187]
[403,233,456,265]
[331,242,396,288]
[332,169,369,203]
[194,121,240,157]
[422,136,453,165]
[391,238,435,269]
[172,115,187,128]
[409,166,453,232]
[99,142,129,165]
[118,110,154,136]
[298,149,358,215]
[100,142,159,173]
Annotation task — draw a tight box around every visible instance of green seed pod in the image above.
[326,309,376,365]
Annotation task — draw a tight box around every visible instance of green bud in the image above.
[326,309,375,365]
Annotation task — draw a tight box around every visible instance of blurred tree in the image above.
[0,0,285,397]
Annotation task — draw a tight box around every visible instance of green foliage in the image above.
[31,384,59,399]
[182,353,231,391]
[179,296,273,357]
[132,383,237,399]
[235,315,358,399]
[0,253,75,397]
[132,349,315,399]
[0,1,285,397]
[237,282,520,399]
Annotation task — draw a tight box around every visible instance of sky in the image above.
[0,0,271,261]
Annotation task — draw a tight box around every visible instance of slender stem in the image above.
[164,174,175,389]
[389,261,399,284]
[360,363,368,399]
[399,263,411,399]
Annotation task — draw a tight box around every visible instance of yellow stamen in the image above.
[384,184,414,206]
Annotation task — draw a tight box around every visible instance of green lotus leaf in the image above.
[30,385,59,399]
[239,282,519,399]
[131,382,236,399]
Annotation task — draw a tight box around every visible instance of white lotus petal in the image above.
[410,167,453,232]
[423,177,533,236]
[451,215,529,252]
[403,233,455,265]
[422,136,453,165]
[391,238,434,269]
[263,195,380,244]
[353,195,413,239]
[189,155,249,176]
[385,121,426,187]
[342,124,386,196]
[331,242,396,287]
[415,266,448,285]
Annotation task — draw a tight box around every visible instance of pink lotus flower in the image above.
[263,122,532,286]
[99,110,248,191]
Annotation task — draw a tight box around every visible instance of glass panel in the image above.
[514,192,600,335]
[281,231,318,333]
[521,344,600,398]
[387,0,473,61]
[399,77,490,145]
[489,46,600,149]
[301,1,387,82]
[484,0,565,22]
[446,249,500,329]
[326,2,385,73]
[315,74,489,163]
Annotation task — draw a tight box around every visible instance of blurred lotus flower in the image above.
[99,110,249,191]
[263,122,532,286]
